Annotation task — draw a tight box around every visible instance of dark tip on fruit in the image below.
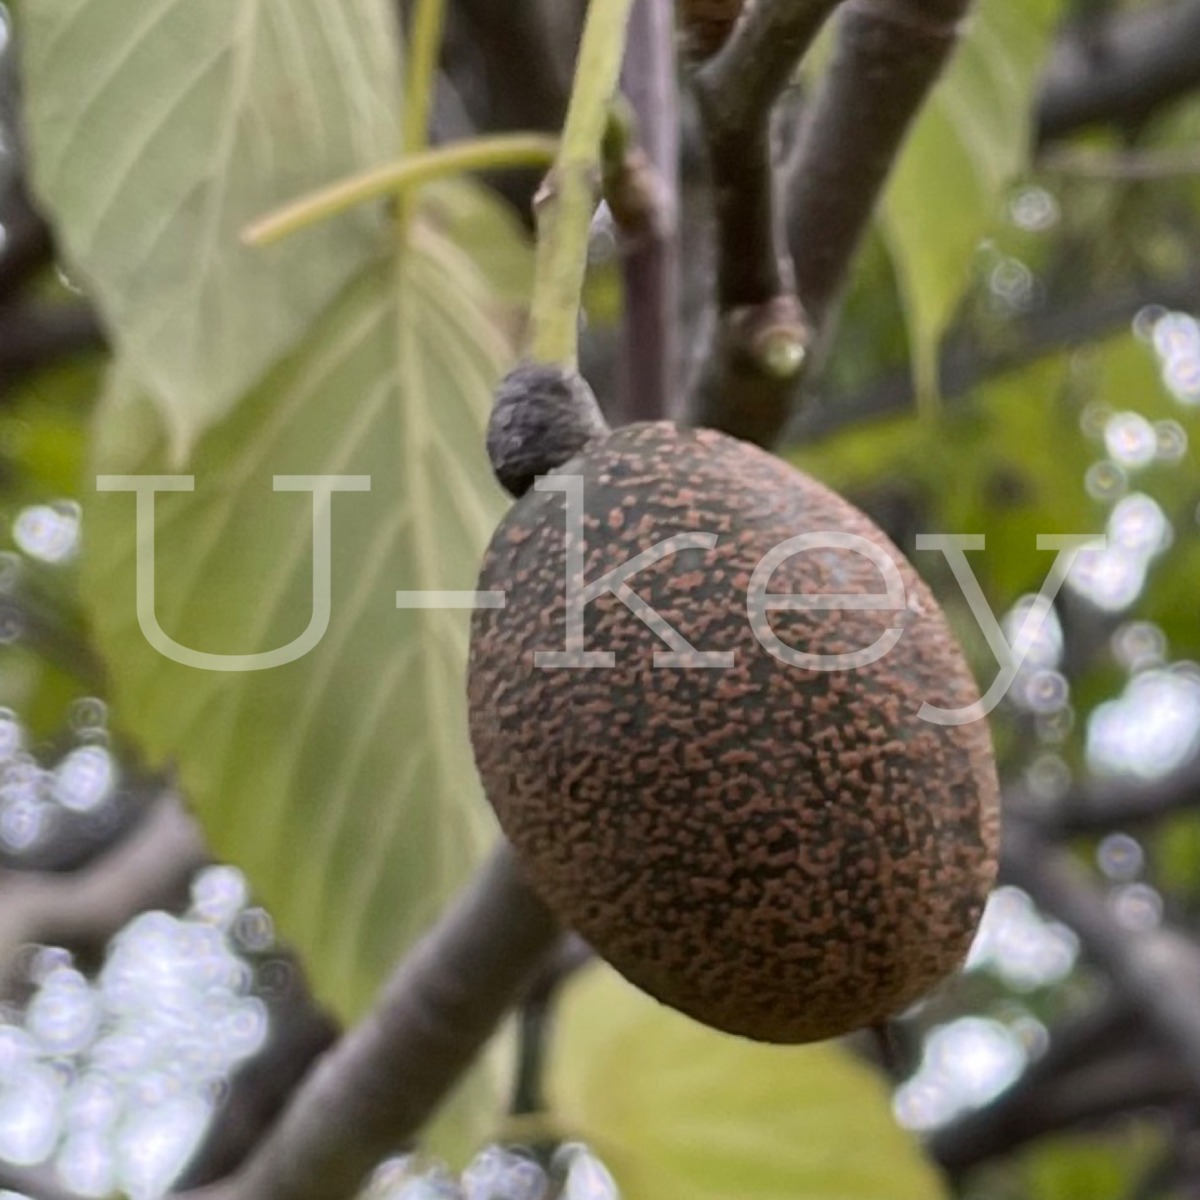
[486,364,609,499]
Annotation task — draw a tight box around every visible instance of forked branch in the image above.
[688,0,972,448]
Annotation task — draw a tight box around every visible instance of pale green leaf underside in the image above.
[550,967,948,1200]
[20,0,402,457]
[879,0,1056,400]
[84,248,511,1021]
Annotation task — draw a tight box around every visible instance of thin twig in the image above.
[791,264,1200,442]
[183,844,559,1200]
[510,934,592,1118]
[1039,144,1200,181]
[612,0,681,423]
[686,0,838,444]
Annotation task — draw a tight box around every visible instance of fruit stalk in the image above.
[395,0,448,245]
[528,0,639,368]
[401,0,448,158]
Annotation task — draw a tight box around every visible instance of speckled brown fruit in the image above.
[467,422,999,1044]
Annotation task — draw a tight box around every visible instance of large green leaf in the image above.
[19,0,401,457]
[85,233,518,1152]
[879,0,1056,401]
[25,0,532,1149]
[84,240,513,1017]
[548,966,947,1200]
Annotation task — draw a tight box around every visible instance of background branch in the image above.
[792,264,1200,441]
[1003,820,1200,1094]
[612,0,681,424]
[929,998,1152,1172]
[439,0,578,214]
[0,177,54,308]
[186,844,559,1200]
[0,768,167,874]
[1039,143,1200,181]
[0,570,108,694]
[678,0,746,60]
[1008,748,1200,837]
[0,799,207,992]
[0,304,106,394]
[932,1039,1190,1175]
[1037,0,1200,142]
[175,961,340,1189]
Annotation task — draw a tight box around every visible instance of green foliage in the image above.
[84,249,515,1149]
[17,0,533,1014]
[1083,337,1200,664]
[797,355,1100,607]
[0,359,95,500]
[800,321,1200,742]
[19,0,403,458]
[1153,811,1200,905]
[13,0,1200,1187]
[18,0,536,1154]
[879,0,1057,403]
[85,256,510,1018]
[1018,1124,1167,1200]
[547,965,948,1200]
[0,358,99,735]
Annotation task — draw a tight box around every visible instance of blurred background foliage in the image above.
[0,0,1199,1197]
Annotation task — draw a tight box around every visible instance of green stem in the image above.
[528,0,639,368]
[402,0,447,156]
[396,0,449,245]
[242,135,559,247]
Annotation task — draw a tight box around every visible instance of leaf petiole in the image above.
[242,134,559,248]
